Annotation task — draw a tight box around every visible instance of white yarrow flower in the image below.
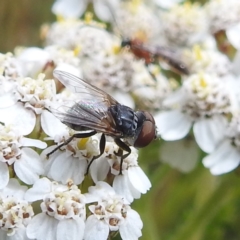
[203,113,240,175]
[0,52,22,78]
[16,47,51,77]
[52,0,119,22]
[113,0,161,42]
[0,73,56,135]
[91,142,151,203]
[0,179,34,239]
[205,0,240,33]
[25,178,86,240]
[41,110,100,184]
[183,45,232,77]
[0,125,45,188]
[84,181,143,240]
[155,73,230,153]
[0,74,18,109]
[161,2,208,47]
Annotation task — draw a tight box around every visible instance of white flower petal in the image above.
[0,92,17,108]
[24,178,52,202]
[0,162,9,189]
[226,23,240,49]
[27,213,58,240]
[1,178,27,199]
[128,167,151,194]
[21,137,47,149]
[90,157,109,183]
[0,227,30,240]
[52,0,87,18]
[193,115,227,153]
[154,0,184,9]
[162,88,185,107]
[113,174,134,203]
[0,103,36,135]
[41,110,67,138]
[49,152,87,184]
[119,209,143,240]
[17,47,50,77]
[155,110,192,140]
[14,148,44,185]
[53,64,82,92]
[203,140,240,175]
[41,146,60,176]
[84,215,109,240]
[232,51,240,75]
[160,139,200,173]
[85,181,116,204]
[57,218,85,240]
[12,228,30,240]
[0,230,6,240]
[111,91,135,109]
[94,0,118,22]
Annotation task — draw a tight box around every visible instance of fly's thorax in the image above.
[109,104,138,137]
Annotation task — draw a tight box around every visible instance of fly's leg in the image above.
[145,62,158,82]
[46,130,97,158]
[85,134,106,175]
[114,138,131,175]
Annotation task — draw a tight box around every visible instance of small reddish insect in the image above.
[48,70,157,174]
[121,38,189,75]
[102,0,189,76]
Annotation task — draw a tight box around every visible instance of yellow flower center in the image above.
[77,138,89,150]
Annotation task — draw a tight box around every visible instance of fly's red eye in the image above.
[142,111,155,124]
[134,112,156,148]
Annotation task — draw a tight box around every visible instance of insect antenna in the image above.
[102,0,125,39]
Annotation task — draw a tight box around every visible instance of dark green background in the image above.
[0,0,54,52]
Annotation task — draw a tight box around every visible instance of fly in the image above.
[47,70,157,174]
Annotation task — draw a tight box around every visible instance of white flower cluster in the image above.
[0,56,149,239]
[1,0,240,239]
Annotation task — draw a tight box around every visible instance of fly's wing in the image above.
[51,70,122,136]
[53,70,118,105]
[154,46,189,75]
[133,43,189,75]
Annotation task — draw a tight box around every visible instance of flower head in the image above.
[155,73,230,153]
[205,0,240,33]
[161,2,208,47]
[84,181,143,240]
[113,0,161,42]
[0,124,45,188]
[0,52,22,78]
[25,178,86,240]
[183,45,232,77]
[90,142,151,203]
[203,113,240,174]
[0,179,33,239]
[41,110,100,185]
[52,0,120,22]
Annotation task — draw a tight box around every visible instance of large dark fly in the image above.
[48,70,157,174]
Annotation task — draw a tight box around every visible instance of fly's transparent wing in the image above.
[51,70,122,136]
[53,70,118,105]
